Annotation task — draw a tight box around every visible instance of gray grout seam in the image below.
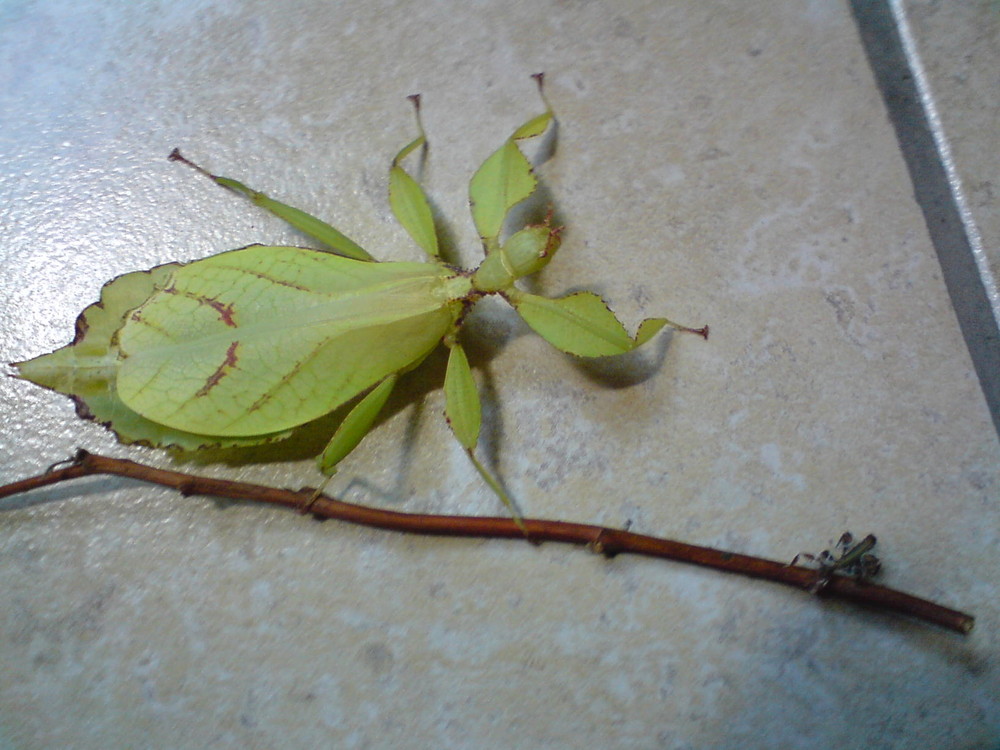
[850,0,1000,437]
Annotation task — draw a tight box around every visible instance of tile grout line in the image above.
[850,0,1000,438]
[889,0,1000,316]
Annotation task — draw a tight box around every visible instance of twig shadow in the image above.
[0,475,136,512]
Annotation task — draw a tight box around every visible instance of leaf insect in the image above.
[14,74,707,521]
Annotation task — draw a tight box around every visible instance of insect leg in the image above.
[168,149,373,260]
[443,341,525,529]
[389,94,440,259]
[317,374,399,477]
[469,74,556,255]
[300,374,399,513]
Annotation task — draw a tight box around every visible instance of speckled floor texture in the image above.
[1,2,998,748]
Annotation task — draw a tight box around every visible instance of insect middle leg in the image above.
[168,148,373,260]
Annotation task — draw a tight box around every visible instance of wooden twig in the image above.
[0,450,975,634]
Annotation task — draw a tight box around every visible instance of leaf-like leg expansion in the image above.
[302,373,399,512]
[468,74,556,254]
[507,288,708,357]
[168,149,373,261]
[317,374,399,476]
[389,95,440,259]
[443,342,525,528]
[443,343,481,450]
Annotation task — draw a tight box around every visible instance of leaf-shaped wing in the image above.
[14,264,289,450]
[508,289,667,357]
[116,245,467,436]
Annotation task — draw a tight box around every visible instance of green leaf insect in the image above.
[14,74,707,520]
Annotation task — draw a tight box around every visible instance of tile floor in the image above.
[1,1,997,748]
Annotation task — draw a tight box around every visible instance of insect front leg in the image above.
[468,73,555,256]
[168,149,373,260]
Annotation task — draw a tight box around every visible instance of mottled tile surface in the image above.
[907,0,1000,285]
[1,2,998,748]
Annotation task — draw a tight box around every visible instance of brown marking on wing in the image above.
[195,340,240,397]
[161,286,239,327]
[213,264,313,292]
[244,337,329,415]
[207,299,237,327]
[125,309,172,338]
